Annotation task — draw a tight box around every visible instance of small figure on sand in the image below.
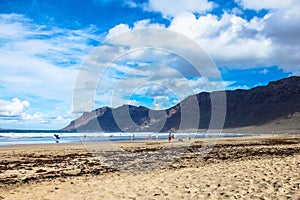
[168,132,172,142]
[54,134,60,143]
[131,133,135,142]
[169,132,175,142]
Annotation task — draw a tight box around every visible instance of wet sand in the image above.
[0,135,300,199]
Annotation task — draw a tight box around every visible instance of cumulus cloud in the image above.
[0,98,73,129]
[120,0,300,75]
[143,0,215,19]
[169,12,273,67]
[0,13,99,128]
[2,1,299,128]
[166,3,300,74]
[133,19,166,29]
[0,98,30,117]
[21,108,72,125]
[107,23,130,39]
[0,13,98,102]
[98,0,300,110]
[106,19,166,39]
[123,0,139,8]
[236,0,296,11]
[21,112,47,123]
[82,26,225,110]
[93,58,227,109]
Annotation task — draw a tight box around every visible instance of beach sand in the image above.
[0,135,300,199]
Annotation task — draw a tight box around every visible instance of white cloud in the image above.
[83,21,226,110]
[106,23,130,39]
[123,0,139,8]
[144,0,215,19]
[0,13,100,128]
[94,59,226,109]
[153,96,171,109]
[20,107,72,125]
[236,0,296,11]
[0,98,73,129]
[0,14,98,101]
[106,19,166,39]
[98,0,300,109]
[3,1,299,129]
[21,112,47,123]
[105,12,278,75]
[166,8,300,74]
[122,1,300,75]
[133,19,166,29]
[169,12,273,67]
[0,98,30,117]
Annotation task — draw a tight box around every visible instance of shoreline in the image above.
[0,132,293,148]
[0,131,271,147]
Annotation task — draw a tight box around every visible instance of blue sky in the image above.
[0,0,299,129]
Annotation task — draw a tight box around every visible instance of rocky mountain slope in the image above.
[63,76,300,132]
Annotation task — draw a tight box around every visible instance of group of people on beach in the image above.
[54,132,176,143]
[146,132,174,142]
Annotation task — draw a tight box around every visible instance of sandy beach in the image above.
[0,135,300,199]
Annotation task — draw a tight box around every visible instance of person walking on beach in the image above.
[54,134,60,143]
[168,132,172,142]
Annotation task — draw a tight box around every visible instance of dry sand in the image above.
[0,135,300,199]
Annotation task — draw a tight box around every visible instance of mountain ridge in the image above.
[63,76,300,133]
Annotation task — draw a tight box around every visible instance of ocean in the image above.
[0,131,252,146]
